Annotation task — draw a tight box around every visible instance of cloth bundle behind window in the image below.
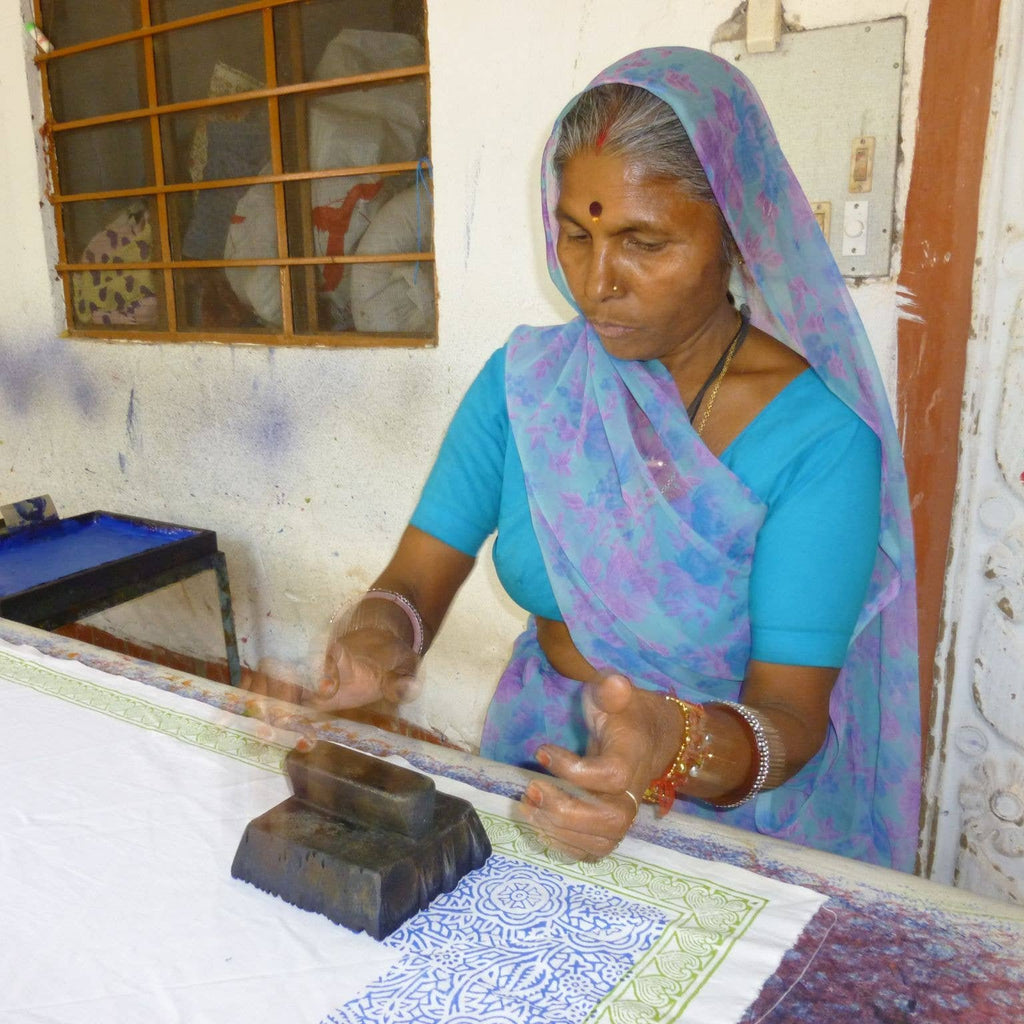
[350,185,434,334]
[182,118,269,261]
[72,203,158,327]
[224,29,427,330]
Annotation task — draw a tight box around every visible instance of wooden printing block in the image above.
[231,743,491,940]
[284,741,436,838]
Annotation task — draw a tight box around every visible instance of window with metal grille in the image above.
[30,0,434,347]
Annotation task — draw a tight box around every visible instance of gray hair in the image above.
[553,83,736,263]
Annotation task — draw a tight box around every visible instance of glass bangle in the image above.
[704,700,772,809]
[364,589,426,656]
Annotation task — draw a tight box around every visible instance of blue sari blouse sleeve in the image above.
[725,372,883,668]
[409,347,507,557]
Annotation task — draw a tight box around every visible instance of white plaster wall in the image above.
[921,0,1024,902]
[0,0,929,751]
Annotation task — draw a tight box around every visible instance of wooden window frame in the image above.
[31,0,435,348]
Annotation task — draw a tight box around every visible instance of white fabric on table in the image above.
[0,638,825,1023]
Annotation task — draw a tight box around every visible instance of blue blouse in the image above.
[412,346,881,668]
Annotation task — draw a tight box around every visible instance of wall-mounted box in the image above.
[713,18,905,279]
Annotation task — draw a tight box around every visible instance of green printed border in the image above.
[0,647,290,774]
[4,646,768,1021]
[479,814,767,1021]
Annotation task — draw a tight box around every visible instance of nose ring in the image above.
[612,285,619,293]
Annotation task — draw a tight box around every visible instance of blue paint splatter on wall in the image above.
[253,401,293,454]
[245,373,293,460]
[125,388,141,448]
[0,338,98,416]
[73,380,98,414]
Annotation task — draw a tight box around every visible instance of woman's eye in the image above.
[627,237,666,252]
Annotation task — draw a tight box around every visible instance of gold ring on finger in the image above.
[624,789,640,823]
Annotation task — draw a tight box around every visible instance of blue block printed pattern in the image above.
[322,815,768,1024]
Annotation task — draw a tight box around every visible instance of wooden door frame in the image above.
[896,0,1002,733]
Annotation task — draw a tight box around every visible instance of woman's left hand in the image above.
[518,672,681,861]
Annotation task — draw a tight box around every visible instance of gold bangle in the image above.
[642,695,708,817]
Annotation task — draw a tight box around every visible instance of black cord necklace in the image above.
[685,307,751,423]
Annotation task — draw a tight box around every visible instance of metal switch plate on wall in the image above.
[712,18,905,278]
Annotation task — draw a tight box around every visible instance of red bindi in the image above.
[589,200,602,220]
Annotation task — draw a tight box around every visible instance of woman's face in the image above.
[555,149,734,367]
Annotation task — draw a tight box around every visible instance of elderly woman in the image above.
[317,47,921,871]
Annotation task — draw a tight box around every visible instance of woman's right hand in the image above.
[310,528,475,713]
[313,620,422,711]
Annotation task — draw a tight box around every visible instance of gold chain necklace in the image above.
[695,326,743,438]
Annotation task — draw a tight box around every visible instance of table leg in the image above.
[212,552,242,687]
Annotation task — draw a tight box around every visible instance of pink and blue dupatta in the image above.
[480,48,920,870]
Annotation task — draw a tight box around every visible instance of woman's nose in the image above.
[584,246,620,301]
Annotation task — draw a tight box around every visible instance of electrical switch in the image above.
[842,200,869,257]
[811,202,832,242]
[849,137,876,193]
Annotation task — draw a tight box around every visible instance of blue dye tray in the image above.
[0,511,217,626]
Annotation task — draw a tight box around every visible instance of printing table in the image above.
[0,617,1020,1024]
[0,510,241,686]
